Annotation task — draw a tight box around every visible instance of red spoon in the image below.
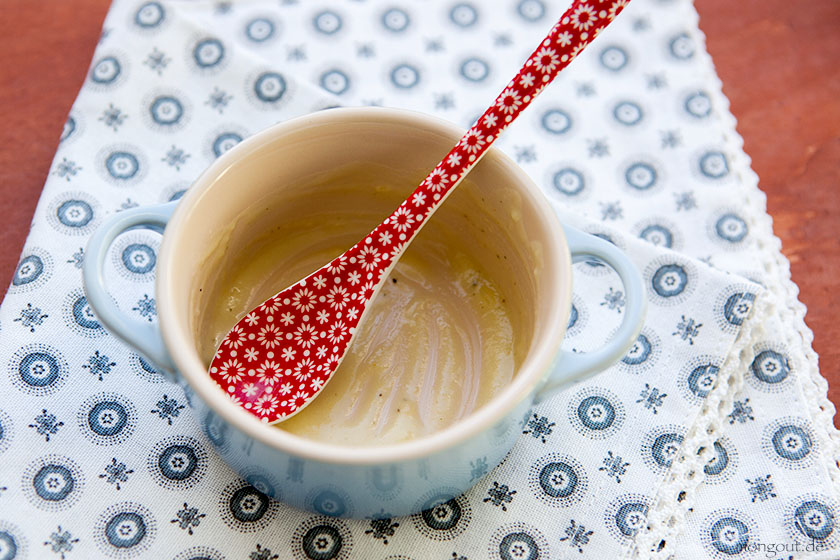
[209,0,631,423]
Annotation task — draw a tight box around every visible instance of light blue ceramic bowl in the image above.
[83,108,645,518]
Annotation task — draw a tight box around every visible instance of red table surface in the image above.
[1,1,838,427]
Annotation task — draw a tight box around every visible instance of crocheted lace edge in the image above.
[630,3,840,558]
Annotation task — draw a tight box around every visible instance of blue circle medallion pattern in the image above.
[793,499,836,542]
[11,253,46,289]
[721,291,756,328]
[412,492,471,540]
[57,199,94,228]
[450,4,478,27]
[704,441,727,476]
[669,32,695,60]
[202,410,228,451]
[578,396,615,430]
[78,393,136,446]
[488,524,548,560]
[47,194,99,235]
[460,57,489,82]
[105,151,140,181]
[89,402,127,436]
[649,262,691,302]
[0,522,24,560]
[230,486,269,522]
[528,453,587,508]
[714,213,748,243]
[639,224,674,248]
[771,425,812,461]
[121,243,156,274]
[34,464,74,501]
[567,303,578,329]
[94,503,156,557]
[302,525,342,559]
[613,101,643,126]
[135,2,165,29]
[0,530,16,560]
[600,45,629,71]
[652,264,687,296]
[313,10,342,35]
[541,109,572,135]
[604,495,650,543]
[245,18,275,42]
[615,502,648,537]
[22,455,84,511]
[150,95,184,126]
[621,331,655,370]
[568,388,624,439]
[65,291,105,336]
[421,497,461,531]
[623,334,651,363]
[106,513,145,549]
[541,461,575,497]
[160,445,197,480]
[149,436,207,490]
[565,295,587,337]
[12,248,49,298]
[254,72,287,103]
[552,167,585,196]
[699,150,729,179]
[517,0,545,22]
[703,439,737,484]
[212,132,243,158]
[319,69,350,95]
[498,532,538,560]
[9,345,67,397]
[762,418,818,470]
[91,56,122,85]
[219,482,278,532]
[193,38,225,69]
[751,349,791,385]
[685,91,712,118]
[625,162,657,191]
[651,432,684,469]
[291,517,353,560]
[709,515,750,555]
[381,8,410,32]
[390,64,420,89]
[686,363,719,401]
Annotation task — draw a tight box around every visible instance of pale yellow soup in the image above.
[196,164,533,446]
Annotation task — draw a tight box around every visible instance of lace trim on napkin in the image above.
[633,5,840,558]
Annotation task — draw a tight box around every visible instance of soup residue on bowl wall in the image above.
[196,163,535,446]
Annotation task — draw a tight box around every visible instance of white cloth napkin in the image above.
[1,0,837,559]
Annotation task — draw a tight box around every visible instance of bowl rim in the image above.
[157,106,571,465]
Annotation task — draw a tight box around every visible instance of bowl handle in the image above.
[82,202,179,381]
[535,225,647,402]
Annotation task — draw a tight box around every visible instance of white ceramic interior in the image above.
[157,107,571,464]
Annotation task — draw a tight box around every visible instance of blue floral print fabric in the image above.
[1,0,837,559]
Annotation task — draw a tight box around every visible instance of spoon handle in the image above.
[342,0,628,296]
